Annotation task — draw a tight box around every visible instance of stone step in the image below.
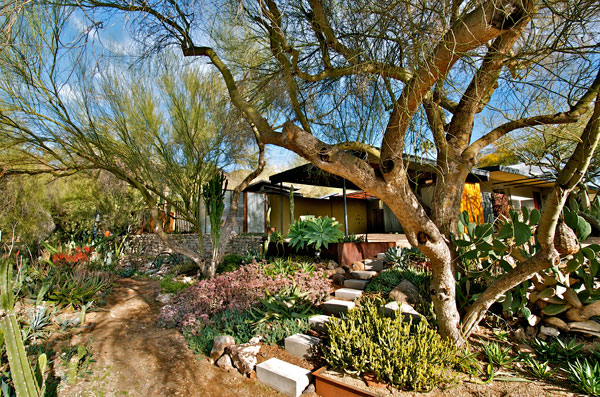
[308,314,331,331]
[256,358,312,397]
[334,288,363,301]
[364,259,384,272]
[343,279,369,290]
[321,299,355,314]
[350,270,377,280]
[285,333,321,360]
[376,253,387,260]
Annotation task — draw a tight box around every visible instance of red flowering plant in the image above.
[158,262,331,330]
[51,246,94,267]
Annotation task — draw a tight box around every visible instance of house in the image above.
[257,160,587,235]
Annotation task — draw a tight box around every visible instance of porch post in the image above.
[343,179,348,237]
[280,181,284,232]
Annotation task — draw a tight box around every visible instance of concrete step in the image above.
[334,288,363,301]
[376,253,387,260]
[256,358,312,397]
[285,333,321,360]
[321,299,355,314]
[350,270,377,280]
[364,259,384,272]
[308,314,331,331]
[343,279,369,290]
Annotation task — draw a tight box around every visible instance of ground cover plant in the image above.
[158,262,331,329]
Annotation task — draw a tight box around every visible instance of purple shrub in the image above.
[157,263,331,329]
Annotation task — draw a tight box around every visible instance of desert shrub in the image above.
[324,299,459,391]
[250,284,317,324]
[158,263,330,329]
[217,254,244,274]
[160,274,190,294]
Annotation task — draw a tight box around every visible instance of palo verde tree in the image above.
[0,5,265,277]
[23,0,600,343]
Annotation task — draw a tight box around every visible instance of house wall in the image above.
[268,195,368,234]
[125,233,264,263]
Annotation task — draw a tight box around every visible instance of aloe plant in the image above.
[288,216,343,252]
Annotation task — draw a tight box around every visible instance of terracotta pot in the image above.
[312,367,377,397]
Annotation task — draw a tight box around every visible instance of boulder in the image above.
[389,280,420,306]
[210,335,236,361]
[513,327,527,341]
[227,341,262,375]
[332,274,346,286]
[324,269,337,277]
[216,354,234,371]
[155,293,172,304]
[326,260,338,270]
[335,267,346,274]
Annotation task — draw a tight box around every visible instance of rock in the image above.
[351,261,365,271]
[526,326,537,339]
[210,335,236,361]
[513,327,527,341]
[332,274,345,285]
[334,267,346,274]
[227,342,262,375]
[249,336,263,344]
[326,260,338,270]
[515,344,535,355]
[389,280,420,306]
[155,293,172,304]
[324,269,336,277]
[539,325,560,338]
[216,354,234,370]
[302,383,316,394]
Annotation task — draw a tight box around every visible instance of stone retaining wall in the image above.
[126,233,264,262]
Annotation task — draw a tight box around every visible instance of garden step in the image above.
[343,279,369,290]
[334,288,363,301]
[308,314,331,331]
[321,299,356,314]
[350,270,377,280]
[364,259,384,272]
[376,253,386,260]
[284,333,321,360]
[256,358,312,397]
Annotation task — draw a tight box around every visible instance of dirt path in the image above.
[60,278,281,396]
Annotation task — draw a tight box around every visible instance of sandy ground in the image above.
[59,278,281,396]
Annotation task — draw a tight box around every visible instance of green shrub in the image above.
[217,254,244,274]
[159,274,189,294]
[324,299,459,391]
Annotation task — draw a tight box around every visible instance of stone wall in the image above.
[126,233,265,263]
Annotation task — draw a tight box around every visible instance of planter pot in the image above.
[313,367,377,397]
[323,242,396,266]
[266,241,395,266]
